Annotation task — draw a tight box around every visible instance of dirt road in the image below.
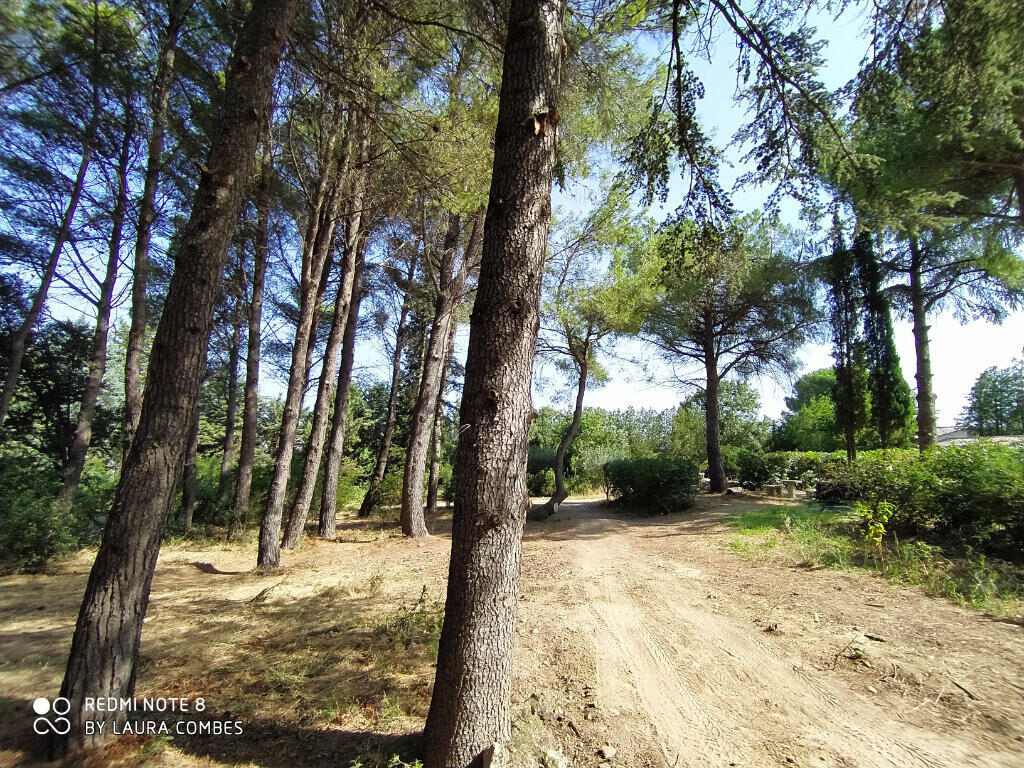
[511,498,1024,768]
[1,495,1021,768]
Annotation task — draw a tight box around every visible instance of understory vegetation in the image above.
[726,503,1024,617]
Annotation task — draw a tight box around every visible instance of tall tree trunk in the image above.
[179,403,201,531]
[51,0,298,753]
[533,355,587,519]
[908,235,936,451]
[400,216,464,538]
[230,143,272,540]
[54,127,132,513]
[216,299,242,510]
[704,330,726,492]
[426,319,457,515]
[318,240,366,539]
[0,127,95,434]
[422,0,564,762]
[282,144,367,549]
[257,118,350,569]
[357,251,418,517]
[123,0,189,456]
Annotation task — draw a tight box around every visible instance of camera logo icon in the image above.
[32,697,71,735]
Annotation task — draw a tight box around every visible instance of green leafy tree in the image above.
[642,214,819,490]
[824,233,868,459]
[853,232,915,448]
[532,185,660,516]
[958,360,1024,435]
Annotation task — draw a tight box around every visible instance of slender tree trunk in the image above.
[534,355,587,519]
[358,251,419,517]
[179,404,201,531]
[318,240,365,539]
[257,119,350,569]
[282,144,367,549]
[422,0,564,762]
[123,0,188,457]
[704,339,726,492]
[51,0,298,753]
[216,300,242,509]
[400,216,464,538]
[908,235,936,451]
[0,132,94,434]
[426,320,457,515]
[54,127,132,513]
[230,143,272,540]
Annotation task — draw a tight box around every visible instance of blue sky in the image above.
[531,6,1024,426]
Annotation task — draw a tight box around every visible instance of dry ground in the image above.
[1,496,1022,768]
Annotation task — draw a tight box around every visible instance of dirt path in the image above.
[511,498,1024,768]
[1,496,1021,768]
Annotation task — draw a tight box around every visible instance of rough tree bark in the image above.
[282,136,368,549]
[229,143,272,540]
[51,0,298,752]
[257,116,351,569]
[400,215,464,538]
[317,238,366,539]
[358,249,419,517]
[0,105,97,434]
[704,340,726,492]
[422,0,564,762]
[908,235,936,451]
[54,126,132,513]
[124,0,190,455]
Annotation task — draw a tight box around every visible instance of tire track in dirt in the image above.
[553,501,1021,768]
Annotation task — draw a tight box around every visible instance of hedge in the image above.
[817,444,1024,551]
[603,457,699,513]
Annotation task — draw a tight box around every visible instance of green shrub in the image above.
[737,449,771,489]
[817,444,1024,551]
[0,453,77,572]
[527,445,556,474]
[527,468,556,497]
[924,443,1024,549]
[436,460,454,503]
[719,445,740,479]
[375,471,404,508]
[603,457,699,513]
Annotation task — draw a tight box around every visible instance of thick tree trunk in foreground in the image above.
[258,120,350,569]
[179,404,201,531]
[0,130,94,434]
[908,236,936,451]
[54,128,132,513]
[401,216,463,538]
[52,0,297,753]
[124,0,189,456]
[704,349,726,492]
[358,251,418,517]
[533,356,586,519]
[318,242,365,539]
[282,142,367,549]
[422,0,564,762]
[230,144,272,540]
[216,300,242,510]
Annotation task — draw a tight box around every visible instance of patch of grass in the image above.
[381,585,444,656]
[726,503,1024,618]
[879,541,1024,616]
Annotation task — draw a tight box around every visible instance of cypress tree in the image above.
[853,233,914,448]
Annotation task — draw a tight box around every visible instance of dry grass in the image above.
[0,510,454,768]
